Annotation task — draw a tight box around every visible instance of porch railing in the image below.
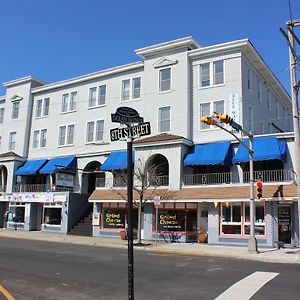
[183,169,294,186]
[12,184,81,193]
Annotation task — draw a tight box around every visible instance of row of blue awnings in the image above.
[15,137,287,175]
[15,156,77,176]
[184,137,287,166]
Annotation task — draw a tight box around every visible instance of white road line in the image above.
[215,271,279,300]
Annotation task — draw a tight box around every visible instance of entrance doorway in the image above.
[278,205,292,244]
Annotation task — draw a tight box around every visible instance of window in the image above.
[132,77,141,99]
[40,129,47,148]
[86,120,104,143]
[244,203,265,236]
[36,98,50,117]
[200,103,210,130]
[58,125,74,146]
[12,101,20,119]
[213,60,224,85]
[33,131,39,149]
[221,203,241,235]
[159,68,171,92]
[9,132,16,150]
[200,63,210,87]
[0,108,4,124]
[122,79,130,101]
[200,60,224,88]
[258,80,262,101]
[247,68,252,91]
[158,106,170,132]
[89,87,97,107]
[62,92,76,112]
[98,85,106,105]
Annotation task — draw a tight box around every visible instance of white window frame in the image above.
[98,85,106,105]
[89,87,97,107]
[58,124,74,146]
[132,77,141,99]
[62,92,76,113]
[200,63,210,87]
[36,98,50,117]
[213,60,224,85]
[86,120,105,143]
[89,85,106,107]
[9,132,16,151]
[0,107,4,124]
[12,101,20,119]
[40,129,47,148]
[32,130,40,149]
[158,106,171,133]
[121,78,141,101]
[159,68,171,92]
[199,60,224,88]
[199,100,225,130]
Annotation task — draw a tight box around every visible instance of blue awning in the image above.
[184,141,232,166]
[39,156,77,174]
[15,159,48,176]
[100,150,134,171]
[233,137,287,164]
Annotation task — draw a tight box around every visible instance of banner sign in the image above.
[56,173,74,187]
[103,209,125,228]
[0,193,55,203]
[111,107,144,124]
[157,211,184,231]
[110,122,151,141]
[228,93,240,124]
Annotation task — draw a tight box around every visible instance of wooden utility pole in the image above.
[281,19,300,246]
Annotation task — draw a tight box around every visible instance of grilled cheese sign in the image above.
[110,122,151,141]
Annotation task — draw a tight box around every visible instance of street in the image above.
[0,237,299,299]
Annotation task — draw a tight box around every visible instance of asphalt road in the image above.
[0,237,299,299]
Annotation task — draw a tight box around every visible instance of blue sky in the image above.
[0,0,299,96]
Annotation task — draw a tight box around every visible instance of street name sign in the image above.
[231,121,242,132]
[110,122,151,141]
[111,107,144,124]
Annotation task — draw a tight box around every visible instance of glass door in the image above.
[278,205,292,244]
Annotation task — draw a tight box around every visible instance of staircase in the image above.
[68,208,93,237]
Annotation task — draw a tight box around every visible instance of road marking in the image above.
[215,271,279,300]
[0,285,15,300]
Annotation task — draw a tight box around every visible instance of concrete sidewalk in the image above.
[0,228,299,264]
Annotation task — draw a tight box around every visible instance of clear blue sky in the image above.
[0,0,299,96]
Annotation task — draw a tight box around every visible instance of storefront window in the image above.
[43,207,62,225]
[221,203,241,235]
[102,208,138,229]
[244,202,265,235]
[9,203,25,223]
[186,210,197,232]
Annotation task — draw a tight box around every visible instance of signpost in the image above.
[110,107,151,300]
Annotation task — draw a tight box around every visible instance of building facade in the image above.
[0,37,297,247]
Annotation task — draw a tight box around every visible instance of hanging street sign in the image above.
[111,107,144,124]
[231,120,243,132]
[110,122,151,142]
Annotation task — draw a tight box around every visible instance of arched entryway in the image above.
[82,161,105,194]
[145,154,169,186]
[0,165,7,192]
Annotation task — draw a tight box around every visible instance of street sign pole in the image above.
[127,136,134,300]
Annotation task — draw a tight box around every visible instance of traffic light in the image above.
[256,180,263,199]
[200,115,216,125]
[214,112,233,125]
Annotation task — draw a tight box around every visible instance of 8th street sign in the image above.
[110,122,151,141]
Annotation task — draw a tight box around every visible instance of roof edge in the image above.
[3,76,47,88]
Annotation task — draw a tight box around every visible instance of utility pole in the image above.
[281,19,300,246]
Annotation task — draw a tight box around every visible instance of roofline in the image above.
[135,36,201,58]
[31,61,144,94]
[3,76,47,87]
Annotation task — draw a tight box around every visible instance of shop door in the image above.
[278,205,292,244]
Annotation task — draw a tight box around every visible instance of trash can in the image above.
[120,229,127,240]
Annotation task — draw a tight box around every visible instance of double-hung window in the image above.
[9,132,16,151]
[121,78,141,101]
[86,120,104,143]
[58,125,74,146]
[89,85,106,107]
[158,106,170,133]
[12,101,20,119]
[0,107,4,124]
[213,61,224,85]
[33,130,40,149]
[159,68,171,92]
[200,60,224,87]
[62,92,76,113]
[40,129,47,147]
[36,98,50,117]
[200,103,211,130]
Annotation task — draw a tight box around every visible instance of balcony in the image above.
[183,169,294,186]
[12,184,81,193]
[96,175,169,188]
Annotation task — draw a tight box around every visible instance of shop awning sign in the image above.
[110,122,151,142]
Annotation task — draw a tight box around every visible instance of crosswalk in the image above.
[215,271,279,300]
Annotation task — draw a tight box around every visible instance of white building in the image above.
[0,37,297,247]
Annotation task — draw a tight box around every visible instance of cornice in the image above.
[3,76,47,88]
[31,61,144,94]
